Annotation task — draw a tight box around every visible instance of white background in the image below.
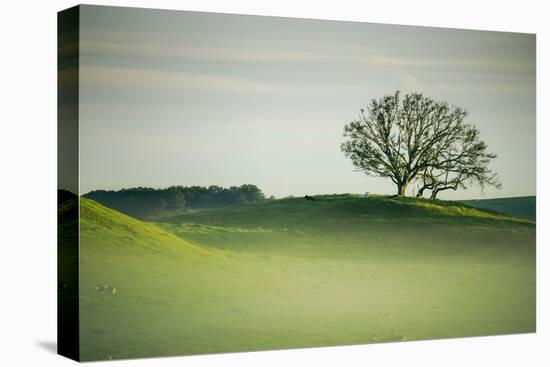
[0,0,547,366]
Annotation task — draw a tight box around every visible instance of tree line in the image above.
[84,184,266,219]
[341,91,501,198]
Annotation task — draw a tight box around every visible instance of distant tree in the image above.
[239,184,266,202]
[341,91,499,197]
[164,186,186,209]
[84,184,266,218]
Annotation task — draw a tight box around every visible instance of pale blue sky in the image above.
[79,5,536,199]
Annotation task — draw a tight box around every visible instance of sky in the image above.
[77,5,536,199]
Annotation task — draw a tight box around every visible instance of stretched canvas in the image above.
[58,5,536,362]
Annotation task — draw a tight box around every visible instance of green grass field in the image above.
[75,194,536,361]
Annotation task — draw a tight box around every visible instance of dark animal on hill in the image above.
[304,195,316,201]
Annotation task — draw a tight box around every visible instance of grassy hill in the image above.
[80,198,209,256]
[77,195,536,361]
[459,196,536,221]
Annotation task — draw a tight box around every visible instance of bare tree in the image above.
[341,91,481,196]
[415,127,501,199]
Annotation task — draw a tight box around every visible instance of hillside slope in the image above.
[77,195,536,361]
[79,198,236,360]
[80,198,208,256]
[158,194,533,254]
[459,196,536,221]
[163,194,532,226]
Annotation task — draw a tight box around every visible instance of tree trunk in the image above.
[397,181,408,196]
[430,189,439,199]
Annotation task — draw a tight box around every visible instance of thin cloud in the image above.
[80,39,535,79]
[80,65,293,96]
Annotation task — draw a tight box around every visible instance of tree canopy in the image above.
[84,184,266,219]
[341,91,500,198]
